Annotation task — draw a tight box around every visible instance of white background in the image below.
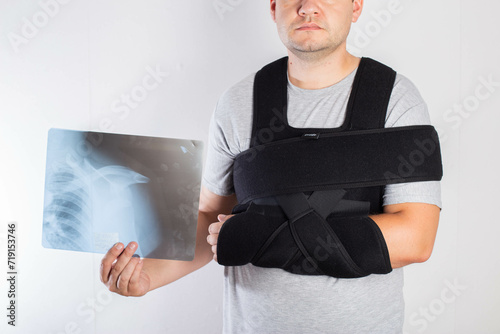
[0,0,499,333]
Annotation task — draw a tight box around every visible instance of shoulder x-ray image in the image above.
[42,128,203,260]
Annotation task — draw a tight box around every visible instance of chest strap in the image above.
[234,125,443,204]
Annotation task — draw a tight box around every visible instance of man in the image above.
[100,0,442,333]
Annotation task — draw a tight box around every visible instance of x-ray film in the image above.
[42,128,203,260]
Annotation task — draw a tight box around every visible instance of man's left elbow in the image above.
[413,244,435,264]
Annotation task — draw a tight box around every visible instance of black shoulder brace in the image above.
[216,57,443,278]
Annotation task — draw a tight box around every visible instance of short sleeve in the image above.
[201,74,255,196]
[383,74,442,209]
[202,105,237,196]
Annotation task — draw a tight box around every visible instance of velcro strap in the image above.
[290,210,367,277]
[273,190,370,277]
[218,198,392,278]
[233,125,443,203]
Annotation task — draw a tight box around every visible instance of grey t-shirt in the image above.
[203,64,442,334]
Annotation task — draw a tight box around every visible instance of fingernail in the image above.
[129,242,137,250]
[115,243,123,250]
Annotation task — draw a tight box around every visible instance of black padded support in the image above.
[234,125,443,204]
[216,203,286,266]
[217,197,392,278]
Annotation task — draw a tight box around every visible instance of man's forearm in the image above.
[144,187,238,292]
[370,202,441,269]
[100,186,237,297]
[142,211,219,292]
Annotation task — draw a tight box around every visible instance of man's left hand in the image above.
[207,214,234,262]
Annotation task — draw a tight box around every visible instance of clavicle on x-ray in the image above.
[42,129,203,260]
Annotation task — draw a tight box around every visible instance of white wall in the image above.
[0,1,498,333]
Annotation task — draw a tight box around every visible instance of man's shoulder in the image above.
[392,72,426,107]
[217,73,256,108]
[367,57,424,107]
[217,56,284,108]
[386,72,431,127]
[211,73,257,143]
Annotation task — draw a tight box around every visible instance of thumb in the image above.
[217,214,227,222]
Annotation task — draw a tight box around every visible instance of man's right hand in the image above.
[100,241,151,297]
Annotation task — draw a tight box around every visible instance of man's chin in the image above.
[287,44,338,61]
[288,34,329,49]
[290,42,330,54]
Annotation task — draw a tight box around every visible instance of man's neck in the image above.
[287,49,360,90]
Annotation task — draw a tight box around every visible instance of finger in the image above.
[100,242,124,283]
[211,244,217,255]
[208,222,224,234]
[207,233,218,246]
[108,242,138,289]
[128,258,144,294]
[218,214,234,222]
[116,256,141,293]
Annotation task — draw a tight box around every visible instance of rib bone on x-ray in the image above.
[42,129,203,261]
